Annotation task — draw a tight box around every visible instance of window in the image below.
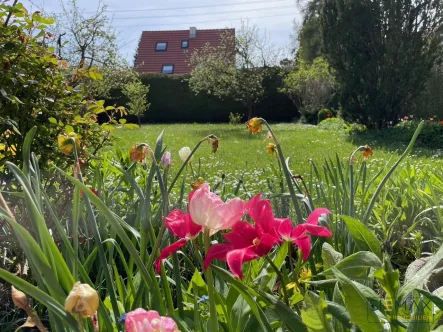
[155,42,167,51]
[162,65,174,74]
[181,40,189,48]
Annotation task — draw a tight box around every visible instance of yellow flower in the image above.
[298,268,312,283]
[0,144,16,156]
[266,143,276,155]
[246,117,263,135]
[65,282,99,318]
[191,177,205,190]
[362,145,373,160]
[58,133,81,156]
[129,143,152,163]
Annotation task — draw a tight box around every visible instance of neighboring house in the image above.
[135,27,235,75]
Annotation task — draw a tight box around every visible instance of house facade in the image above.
[134,27,235,74]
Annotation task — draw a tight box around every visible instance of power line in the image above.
[79,0,288,14]
[101,4,295,21]
[114,12,296,28]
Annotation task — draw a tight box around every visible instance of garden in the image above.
[2,1,443,332]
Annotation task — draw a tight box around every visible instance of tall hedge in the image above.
[108,73,298,123]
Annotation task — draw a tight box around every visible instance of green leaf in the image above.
[118,118,127,124]
[374,269,399,303]
[106,106,115,110]
[48,117,57,124]
[416,289,443,312]
[325,301,352,329]
[64,125,74,134]
[340,215,382,259]
[321,251,382,279]
[123,123,140,129]
[0,269,79,330]
[398,241,443,304]
[322,243,343,270]
[301,291,334,332]
[331,267,385,332]
[212,265,273,332]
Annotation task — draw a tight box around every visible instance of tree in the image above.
[320,0,443,127]
[188,21,282,119]
[281,57,336,121]
[122,81,150,125]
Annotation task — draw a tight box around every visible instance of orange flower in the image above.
[129,143,152,163]
[266,143,277,155]
[246,118,263,135]
[363,145,373,160]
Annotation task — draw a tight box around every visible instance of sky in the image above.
[22,0,302,62]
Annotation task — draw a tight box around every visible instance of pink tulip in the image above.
[125,308,180,332]
[278,208,332,261]
[161,152,172,169]
[189,183,246,230]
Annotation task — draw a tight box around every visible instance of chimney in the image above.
[190,27,197,38]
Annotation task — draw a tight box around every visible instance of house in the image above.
[134,27,235,75]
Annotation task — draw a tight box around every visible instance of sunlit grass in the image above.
[110,123,443,192]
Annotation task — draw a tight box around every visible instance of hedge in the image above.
[107,73,298,123]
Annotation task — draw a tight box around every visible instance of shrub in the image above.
[317,117,347,131]
[317,108,333,122]
[228,112,244,124]
[0,3,134,172]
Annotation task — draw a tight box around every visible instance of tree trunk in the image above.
[137,115,141,126]
[248,103,253,120]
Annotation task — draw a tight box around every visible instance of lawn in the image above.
[110,123,442,190]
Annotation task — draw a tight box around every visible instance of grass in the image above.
[109,123,443,192]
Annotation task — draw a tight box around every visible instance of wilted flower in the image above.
[266,143,276,155]
[246,117,263,135]
[161,151,172,169]
[189,183,246,230]
[58,133,81,156]
[129,143,152,163]
[191,177,205,190]
[212,138,219,153]
[178,147,193,162]
[64,282,99,318]
[125,308,180,332]
[362,145,373,160]
[11,286,29,310]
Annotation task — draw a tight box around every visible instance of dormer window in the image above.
[162,64,174,74]
[155,42,167,51]
[181,40,189,49]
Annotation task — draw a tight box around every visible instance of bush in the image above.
[0,3,134,172]
[317,108,333,122]
[393,120,443,148]
[317,117,347,131]
[228,112,244,124]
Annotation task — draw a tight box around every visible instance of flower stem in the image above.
[293,249,305,295]
[204,228,218,332]
[288,242,296,281]
[264,255,289,306]
[261,119,304,223]
[192,239,205,270]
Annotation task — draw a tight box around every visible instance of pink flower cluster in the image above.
[155,183,332,279]
[125,309,180,332]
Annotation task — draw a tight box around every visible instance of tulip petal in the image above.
[226,247,257,279]
[304,224,332,237]
[294,235,311,261]
[160,316,180,331]
[254,233,280,256]
[155,239,187,274]
[186,213,203,238]
[306,208,331,225]
[223,221,258,248]
[164,210,189,238]
[277,219,293,241]
[204,243,234,269]
[246,194,280,238]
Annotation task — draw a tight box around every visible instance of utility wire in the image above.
[70,0,288,14]
[97,4,295,20]
[114,12,296,28]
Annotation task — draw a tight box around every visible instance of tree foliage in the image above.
[0,2,134,172]
[122,81,151,124]
[320,0,443,127]
[281,57,336,120]
[188,21,282,119]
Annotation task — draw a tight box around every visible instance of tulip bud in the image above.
[11,286,29,310]
[178,147,193,163]
[161,151,172,169]
[65,282,99,318]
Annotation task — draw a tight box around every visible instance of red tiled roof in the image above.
[135,28,235,74]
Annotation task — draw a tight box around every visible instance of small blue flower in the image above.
[197,295,209,304]
[118,313,127,324]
